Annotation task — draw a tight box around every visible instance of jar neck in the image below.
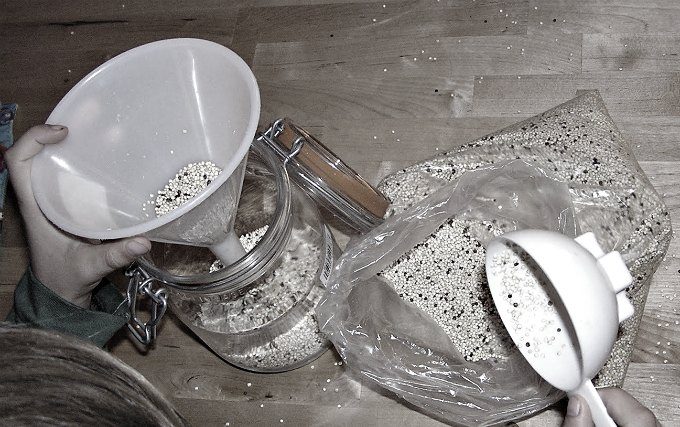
[138,138,293,293]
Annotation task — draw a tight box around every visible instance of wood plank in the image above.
[636,275,680,366]
[0,247,29,286]
[618,116,680,162]
[0,1,241,24]
[583,34,680,73]
[620,363,680,423]
[0,21,234,56]
[171,397,448,427]
[631,162,680,366]
[0,183,27,249]
[0,286,16,318]
[470,73,680,117]
[527,0,680,35]
[257,76,474,128]
[312,117,521,184]
[252,33,581,81]
[232,0,528,63]
[2,0,680,425]
[0,16,239,136]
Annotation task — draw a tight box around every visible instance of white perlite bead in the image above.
[150,161,222,216]
[203,226,319,333]
[194,225,328,370]
[210,226,270,272]
[379,218,513,362]
[488,245,568,361]
[376,92,672,387]
[227,311,327,370]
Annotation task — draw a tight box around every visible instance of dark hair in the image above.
[0,323,186,426]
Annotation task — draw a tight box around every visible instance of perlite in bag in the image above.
[317,92,671,425]
[317,160,572,426]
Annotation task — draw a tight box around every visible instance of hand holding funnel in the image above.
[30,39,260,265]
[486,230,634,427]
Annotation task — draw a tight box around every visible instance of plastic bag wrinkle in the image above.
[318,160,569,426]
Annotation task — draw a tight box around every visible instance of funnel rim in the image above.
[33,38,261,240]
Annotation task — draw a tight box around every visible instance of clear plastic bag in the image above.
[317,160,573,426]
[376,91,671,388]
[317,91,672,425]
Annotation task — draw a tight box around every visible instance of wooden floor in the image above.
[2,1,680,425]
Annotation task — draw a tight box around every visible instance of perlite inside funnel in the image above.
[31,38,260,265]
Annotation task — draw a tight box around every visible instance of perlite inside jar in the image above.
[138,140,339,372]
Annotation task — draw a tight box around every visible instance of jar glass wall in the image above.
[139,141,338,372]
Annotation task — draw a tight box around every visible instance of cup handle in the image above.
[570,380,616,427]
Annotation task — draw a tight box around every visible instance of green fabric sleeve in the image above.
[5,267,128,347]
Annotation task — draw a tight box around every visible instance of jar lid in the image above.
[256,118,389,233]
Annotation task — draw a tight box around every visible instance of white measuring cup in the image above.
[31,39,260,265]
[486,230,634,427]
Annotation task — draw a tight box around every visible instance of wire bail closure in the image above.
[257,118,305,166]
[283,136,305,167]
[125,264,169,345]
[257,118,389,233]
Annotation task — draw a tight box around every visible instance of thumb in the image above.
[7,124,68,163]
[562,395,594,427]
[6,124,68,206]
[85,237,152,279]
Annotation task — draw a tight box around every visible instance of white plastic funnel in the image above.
[486,230,634,427]
[31,38,260,264]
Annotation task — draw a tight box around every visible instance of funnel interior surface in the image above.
[32,38,260,240]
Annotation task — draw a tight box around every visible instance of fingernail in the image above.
[126,239,150,256]
[566,396,581,417]
[49,125,66,131]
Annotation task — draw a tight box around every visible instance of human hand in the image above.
[5,125,151,308]
[562,387,660,427]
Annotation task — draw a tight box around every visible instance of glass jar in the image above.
[125,119,389,372]
[133,139,338,372]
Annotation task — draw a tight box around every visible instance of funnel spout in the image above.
[210,231,247,265]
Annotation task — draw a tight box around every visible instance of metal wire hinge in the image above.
[125,264,169,346]
[282,136,305,166]
[265,118,286,140]
[256,118,305,166]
